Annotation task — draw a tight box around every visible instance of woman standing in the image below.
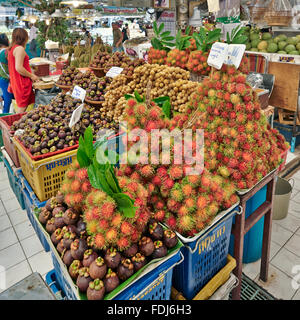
[7,28,38,113]
[0,34,13,113]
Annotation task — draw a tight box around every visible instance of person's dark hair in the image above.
[9,28,28,49]
[0,34,9,47]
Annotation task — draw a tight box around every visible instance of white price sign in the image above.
[207,42,229,70]
[226,44,246,69]
[106,67,123,78]
[69,103,84,128]
[71,85,86,102]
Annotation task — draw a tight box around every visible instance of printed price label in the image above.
[207,42,229,70]
[69,103,84,128]
[106,67,124,78]
[226,44,246,69]
[71,85,86,102]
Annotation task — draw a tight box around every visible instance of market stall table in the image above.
[231,170,278,300]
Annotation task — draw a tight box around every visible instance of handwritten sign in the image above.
[71,85,86,102]
[69,103,84,128]
[106,67,124,78]
[226,44,246,69]
[207,42,229,70]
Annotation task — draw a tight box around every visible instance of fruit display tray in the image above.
[237,168,277,195]
[33,209,183,300]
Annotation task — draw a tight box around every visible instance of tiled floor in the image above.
[0,162,53,295]
[0,157,300,299]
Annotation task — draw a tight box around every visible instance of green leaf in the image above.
[113,193,136,218]
[151,38,163,50]
[226,32,231,44]
[153,21,158,36]
[87,165,102,190]
[185,26,191,35]
[199,27,206,43]
[105,167,120,193]
[134,90,144,103]
[98,169,114,195]
[161,36,175,42]
[83,126,94,160]
[162,100,171,119]
[160,31,171,37]
[161,41,176,48]
[77,148,90,168]
[158,23,164,34]
[153,96,170,106]
[121,206,137,218]
[124,94,134,100]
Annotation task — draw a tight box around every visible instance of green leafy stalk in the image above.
[151,21,175,52]
[226,25,248,44]
[77,126,137,218]
[192,27,222,52]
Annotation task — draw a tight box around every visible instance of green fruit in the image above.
[287,37,299,45]
[296,43,300,51]
[277,51,287,54]
[285,44,296,53]
[262,32,272,40]
[289,50,299,55]
[278,34,288,41]
[258,40,268,50]
[251,39,260,48]
[259,49,268,53]
[250,48,258,52]
[278,41,287,50]
[297,35,300,41]
[246,42,251,50]
[250,33,260,41]
[273,36,281,43]
[267,43,278,53]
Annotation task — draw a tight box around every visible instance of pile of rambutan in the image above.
[84,176,151,251]
[148,48,168,65]
[60,161,93,210]
[188,63,289,190]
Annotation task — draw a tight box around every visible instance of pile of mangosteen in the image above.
[72,70,97,90]
[57,66,80,86]
[85,76,112,102]
[38,194,178,300]
[121,58,145,77]
[103,51,131,74]
[11,93,118,157]
[90,51,111,69]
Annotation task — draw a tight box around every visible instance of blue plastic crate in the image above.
[2,156,25,210]
[50,248,183,300]
[273,121,300,150]
[172,206,239,300]
[229,185,267,264]
[45,270,65,300]
[20,173,49,252]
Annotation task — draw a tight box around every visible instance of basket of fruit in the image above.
[84,76,112,105]
[56,66,81,91]
[0,112,26,167]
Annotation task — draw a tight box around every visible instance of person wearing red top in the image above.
[7,28,39,113]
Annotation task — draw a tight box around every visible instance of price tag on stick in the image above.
[71,85,86,102]
[207,42,229,70]
[106,67,124,78]
[69,103,84,128]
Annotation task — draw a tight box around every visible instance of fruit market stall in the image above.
[0,6,294,302]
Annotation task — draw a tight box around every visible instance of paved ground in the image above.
[0,153,300,299]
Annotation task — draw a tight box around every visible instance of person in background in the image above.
[82,27,94,46]
[0,34,13,113]
[29,23,38,57]
[112,22,123,52]
[7,28,38,113]
[122,23,130,43]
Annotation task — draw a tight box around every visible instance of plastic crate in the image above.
[172,206,239,300]
[45,270,65,300]
[50,248,183,300]
[171,255,237,300]
[2,149,25,210]
[14,138,77,202]
[273,121,300,149]
[0,113,26,167]
[20,172,49,252]
[0,113,11,161]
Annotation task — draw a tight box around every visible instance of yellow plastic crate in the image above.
[171,255,236,300]
[13,138,77,202]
